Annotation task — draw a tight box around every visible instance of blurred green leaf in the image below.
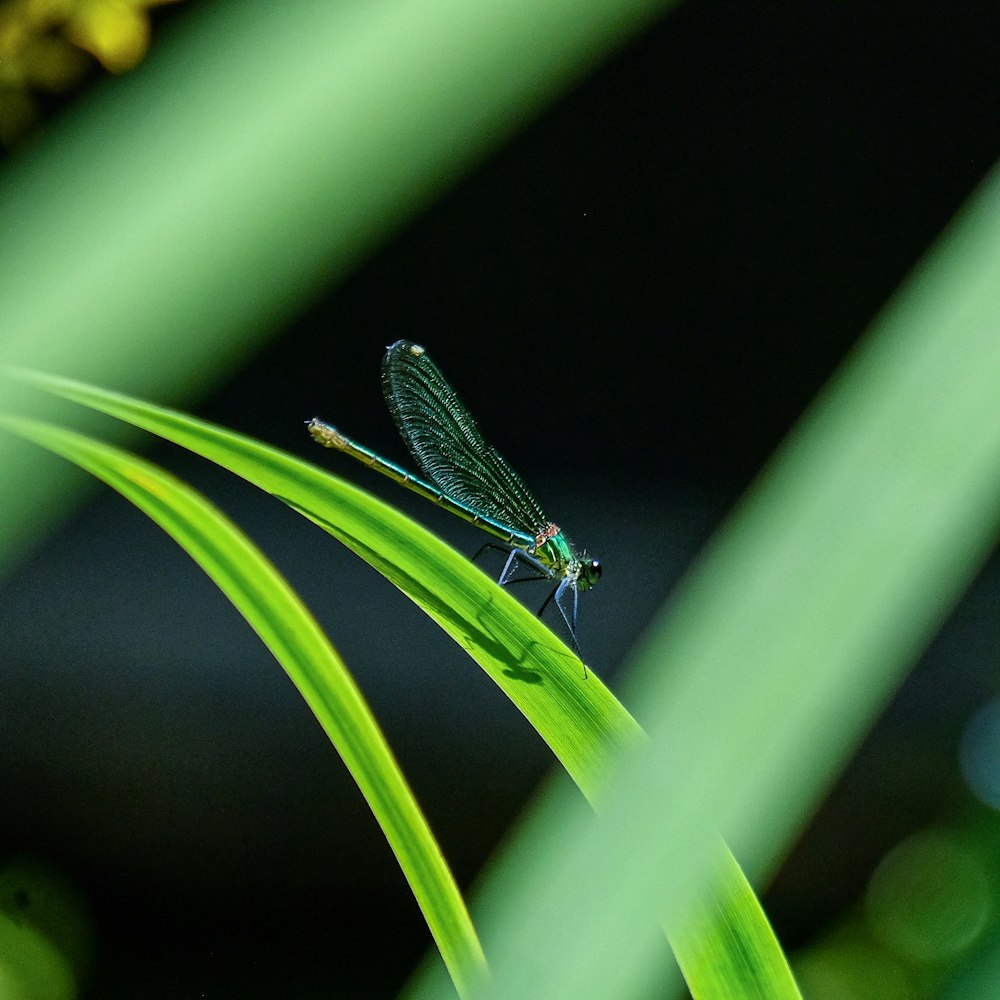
[4,370,801,998]
[409,166,1000,1000]
[0,0,677,573]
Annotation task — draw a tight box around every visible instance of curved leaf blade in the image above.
[6,369,642,800]
[4,373,802,1000]
[0,415,487,999]
[429,165,1000,1000]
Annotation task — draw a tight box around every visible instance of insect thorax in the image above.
[535,528,574,573]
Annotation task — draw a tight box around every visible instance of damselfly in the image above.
[307,340,600,667]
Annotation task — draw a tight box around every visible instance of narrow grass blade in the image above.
[4,372,801,999]
[5,368,642,798]
[0,415,487,999]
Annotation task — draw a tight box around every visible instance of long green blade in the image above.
[4,371,800,999]
[418,166,1000,1000]
[0,0,679,574]
[6,369,641,797]
[668,844,803,999]
[0,415,487,999]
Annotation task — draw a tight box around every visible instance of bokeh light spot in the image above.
[960,697,1000,809]
[864,829,990,963]
[794,937,911,1000]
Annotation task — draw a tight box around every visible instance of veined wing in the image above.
[380,340,549,536]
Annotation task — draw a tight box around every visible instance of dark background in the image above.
[3,1,1000,995]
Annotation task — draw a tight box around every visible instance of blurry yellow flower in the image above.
[66,0,174,74]
[0,0,181,142]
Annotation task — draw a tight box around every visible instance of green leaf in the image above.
[0,0,678,572]
[668,843,803,999]
[0,415,487,999]
[5,372,801,999]
[5,369,642,799]
[415,165,1000,1000]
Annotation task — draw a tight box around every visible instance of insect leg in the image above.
[496,549,552,587]
[550,579,587,677]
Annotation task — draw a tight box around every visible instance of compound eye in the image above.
[589,559,602,581]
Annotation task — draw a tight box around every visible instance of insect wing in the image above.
[381,340,548,535]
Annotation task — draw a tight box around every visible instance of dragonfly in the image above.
[307,339,601,668]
